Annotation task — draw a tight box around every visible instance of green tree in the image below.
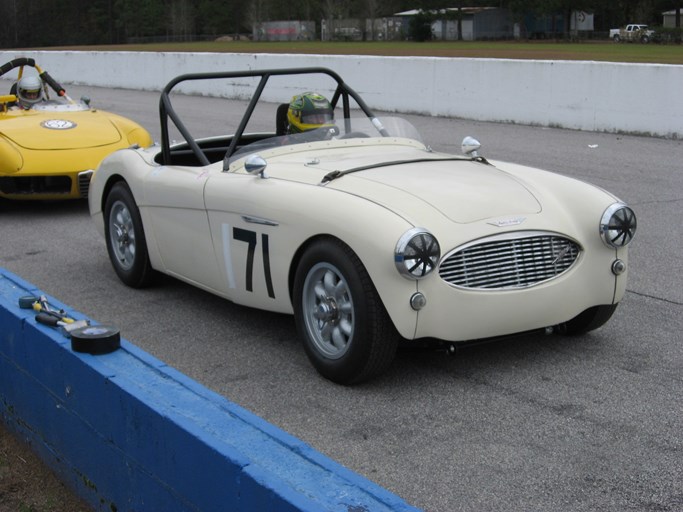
[197,0,231,35]
[409,10,434,41]
[114,0,165,41]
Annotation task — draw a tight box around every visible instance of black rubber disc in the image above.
[70,325,121,355]
[18,296,38,309]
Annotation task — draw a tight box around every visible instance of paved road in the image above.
[1,83,681,512]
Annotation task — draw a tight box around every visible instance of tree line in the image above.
[0,0,680,48]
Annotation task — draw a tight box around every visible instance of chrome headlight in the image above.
[395,228,440,279]
[600,203,637,248]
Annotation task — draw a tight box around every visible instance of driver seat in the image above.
[275,103,289,135]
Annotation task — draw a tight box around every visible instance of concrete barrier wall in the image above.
[0,268,420,512]
[1,50,681,138]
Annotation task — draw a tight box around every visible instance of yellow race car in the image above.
[0,57,152,200]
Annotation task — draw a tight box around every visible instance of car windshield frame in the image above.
[227,116,425,165]
[157,67,390,168]
[32,99,90,112]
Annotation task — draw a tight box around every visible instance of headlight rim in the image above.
[600,202,637,248]
[394,227,441,280]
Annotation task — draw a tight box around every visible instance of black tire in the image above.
[293,238,399,385]
[558,304,618,336]
[613,35,621,42]
[18,295,39,309]
[104,182,154,288]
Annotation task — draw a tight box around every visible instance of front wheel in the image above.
[293,238,398,384]
[104,182,154,288]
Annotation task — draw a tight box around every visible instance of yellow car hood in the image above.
[2,110,122,150]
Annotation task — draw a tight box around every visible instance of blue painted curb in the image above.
[0,267,421,512]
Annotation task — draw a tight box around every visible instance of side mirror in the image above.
[461,136,481,158]
[245,154,268,179]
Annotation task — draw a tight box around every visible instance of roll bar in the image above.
[0,57,67,98]
[158,67,385,166]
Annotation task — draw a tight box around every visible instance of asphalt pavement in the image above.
[1,83,681,512]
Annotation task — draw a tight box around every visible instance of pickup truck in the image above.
[610,24,654,43]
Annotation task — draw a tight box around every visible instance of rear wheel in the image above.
[293,238,398,384]
[104,182,154,288]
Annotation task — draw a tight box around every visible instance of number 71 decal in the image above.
[221,224,275,298]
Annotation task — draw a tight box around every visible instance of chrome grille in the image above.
[439,232,581,290]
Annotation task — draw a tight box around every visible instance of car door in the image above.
[143,165,222,292]
[203,171,301,314]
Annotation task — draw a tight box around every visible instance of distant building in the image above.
[320,19,362,41]
[570,11,594,32]
[517,10,593,39]
[253,21,315,42]
[394,7,513,41]
[252,7,599,43]
[319,18,404,41]
[662,9,683,27]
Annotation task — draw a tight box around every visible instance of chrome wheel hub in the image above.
[315,299,339,324]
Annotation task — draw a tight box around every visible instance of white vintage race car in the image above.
[89,67,637,384]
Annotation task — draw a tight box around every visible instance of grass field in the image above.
[40,40,683,65]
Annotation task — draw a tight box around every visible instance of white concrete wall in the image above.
[2,50,681,138]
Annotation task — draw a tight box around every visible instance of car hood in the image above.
[2,110,122,150]
[293,147,542,224]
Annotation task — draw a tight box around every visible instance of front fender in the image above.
[0,137,23,174]
[301,190,425,341]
